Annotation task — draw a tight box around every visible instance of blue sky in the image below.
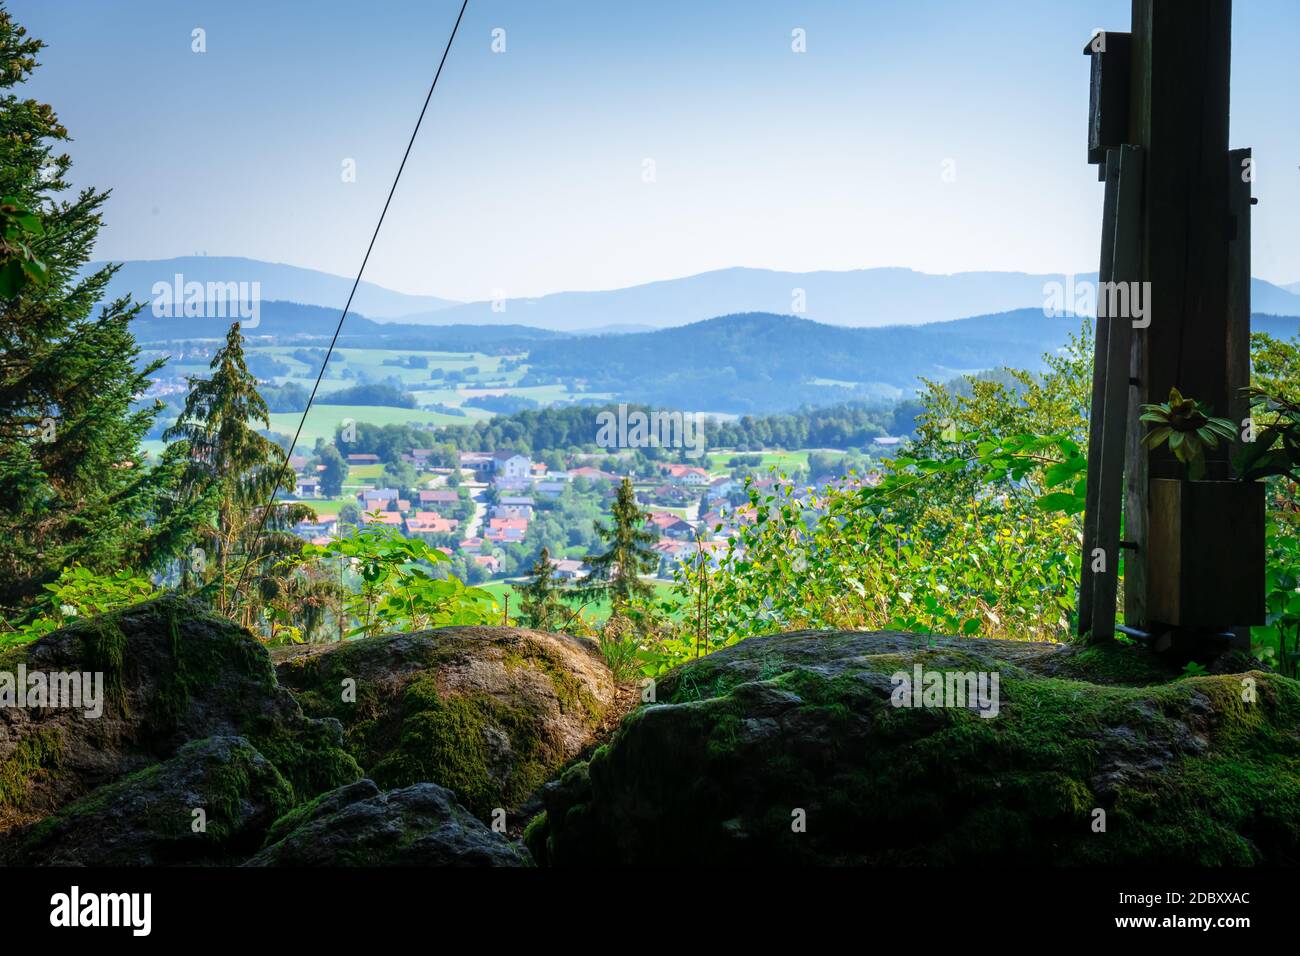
[12,0,1299,300]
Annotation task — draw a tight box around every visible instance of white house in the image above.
[493,451,533,479]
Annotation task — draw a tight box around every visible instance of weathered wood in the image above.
[1084,32,1133,169]
[1128,0,1233,480]
[1123,306,1148,628]
[1147,479,1265,627]
[1224,146,1254,649]
[1226,147,1252,451]
[1089,145,1144,642]
[1079,150,1122,637]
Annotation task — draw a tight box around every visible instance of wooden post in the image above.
[1080,0,1262,641]
[1089,145,1144,642]
[1127,0,1234,480]
[1080,151,1121,638]
[1226,147,1253,452]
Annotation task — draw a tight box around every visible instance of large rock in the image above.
[0,596,360,838]
[273,627,615,820]
[525,630,1300,865]
[6,736,294,865]
[246,779,531,867]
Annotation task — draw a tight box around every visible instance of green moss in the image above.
[15,738,296,862]
[247,718,361,805]
[539,629,1300,865]
[370,678,550,820]
[200,746,294,843]
[77,617,128,716]
[1047,642,1183,686]
[503,647,601,719]
[0,726,64,811]
[262,786,338,847]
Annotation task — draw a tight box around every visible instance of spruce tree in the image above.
[518,546,564,630]
[164,322,310,624]
[0,6,191,615]
[582,477,659,611]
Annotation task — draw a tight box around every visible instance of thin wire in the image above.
[231,0,470,605]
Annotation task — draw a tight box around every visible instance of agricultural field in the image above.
[480,578,681,625]
[265,404,474,446]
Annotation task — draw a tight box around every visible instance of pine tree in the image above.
[582,478,659,612]
[164,322,310,625]
[0,6,192,616]
[518,546,564,630]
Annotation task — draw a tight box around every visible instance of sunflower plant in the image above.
[1140,387,1237,480]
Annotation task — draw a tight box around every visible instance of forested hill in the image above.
[521,310,1082,412]
[523,310,1300,414]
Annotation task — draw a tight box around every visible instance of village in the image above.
[281,442,894,587]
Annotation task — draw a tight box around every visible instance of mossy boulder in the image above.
[246,778,531,867]
[273,627,615,821]
[0,595,359,837]
[6,736,294,865]
[526,629,1300,866]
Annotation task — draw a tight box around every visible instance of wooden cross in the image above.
[1079,0,1264,646]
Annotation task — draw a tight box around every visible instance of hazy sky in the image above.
[13,0,1300,300]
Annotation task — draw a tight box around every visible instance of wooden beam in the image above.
[1128,0,1233,480]
[1090,145,1145,642]
[1226,147,1252,449]
[1225,146,1254,648]
[1079,150,1122,638]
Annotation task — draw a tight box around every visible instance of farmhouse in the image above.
[458,452,493,476]
[666,464,711,486]
[491,496,535,520]
[418,489,460,511]
[485,517,528,544]
[405,512,459,535]
[552,559,588,581]
[648,511,694,539]
[568,466,617,481]
[493,450,533,479]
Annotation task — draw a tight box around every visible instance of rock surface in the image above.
[246,778,532,866]
[6,736,294,865]
[273,627,615,820]
[526,629,1300,866]
[0,596,360,839]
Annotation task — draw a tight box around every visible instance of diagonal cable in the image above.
[231,0,470,605]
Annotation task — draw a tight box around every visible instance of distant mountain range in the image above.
[99,257,1300,333]
[88,256,459,320]
[409,269,1300,330]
